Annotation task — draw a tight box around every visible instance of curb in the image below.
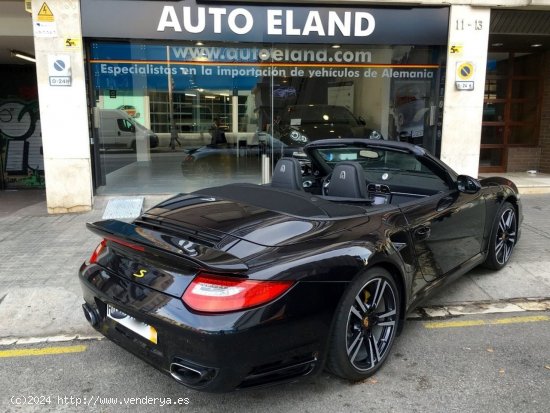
[0,333,103,347]
[408,297,550,320]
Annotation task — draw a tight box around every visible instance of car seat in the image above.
[271,158,304,191]
[328,162,368,198]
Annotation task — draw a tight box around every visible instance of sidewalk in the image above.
[0,188,549,343]
[479,171,550,195]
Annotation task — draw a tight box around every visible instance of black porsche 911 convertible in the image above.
[79,139,521,392]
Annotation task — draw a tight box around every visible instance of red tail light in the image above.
[89,239,107,264]
[182,273,294,313]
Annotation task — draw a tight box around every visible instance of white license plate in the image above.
[107,305,157,344]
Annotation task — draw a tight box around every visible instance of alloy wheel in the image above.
[345,277,398,371]
[495,207,516,265]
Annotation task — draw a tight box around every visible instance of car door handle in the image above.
[436,196,455,212]
[414,226,431,240]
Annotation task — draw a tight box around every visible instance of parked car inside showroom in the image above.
[274,104,383,147]
[181,105,383,173]
[79,138,521,392]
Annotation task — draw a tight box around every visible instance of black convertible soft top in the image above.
[193,183,370,219]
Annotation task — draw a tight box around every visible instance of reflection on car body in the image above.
[79,138,521,393]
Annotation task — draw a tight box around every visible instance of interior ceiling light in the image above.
[10,49,36,63]
[331,44,341,49]
[491,43,503,47]
[531,43,543,48]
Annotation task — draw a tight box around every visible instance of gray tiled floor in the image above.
[97,150,263,195]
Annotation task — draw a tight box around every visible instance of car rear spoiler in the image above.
[86,220,249,273]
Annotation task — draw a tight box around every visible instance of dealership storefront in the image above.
[4,1,548,211]
[24,0,510,212]
[81,1,449,194]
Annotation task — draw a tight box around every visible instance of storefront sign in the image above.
[90,42,440,91]
[81,1,449,45]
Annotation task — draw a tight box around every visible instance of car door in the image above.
[400,185,486,282]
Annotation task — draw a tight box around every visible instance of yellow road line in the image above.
[0,345,87,358]
[424,315,550,329]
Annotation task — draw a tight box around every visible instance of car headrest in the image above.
[328,162,368,198]
[271,157,304,191]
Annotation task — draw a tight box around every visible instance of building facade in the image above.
[1,0,549,212]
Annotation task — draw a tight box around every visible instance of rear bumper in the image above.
[78,263,342,392]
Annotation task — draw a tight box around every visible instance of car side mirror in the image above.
[456,175,481,194]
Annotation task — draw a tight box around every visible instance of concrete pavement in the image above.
[0,188,549,344]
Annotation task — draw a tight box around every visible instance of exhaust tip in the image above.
[170,360,217,388]
[82,303,99,327]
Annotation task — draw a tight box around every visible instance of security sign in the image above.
[37,2,54,22]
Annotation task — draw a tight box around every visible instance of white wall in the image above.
[440,5,491,177]
[31,0,92,213]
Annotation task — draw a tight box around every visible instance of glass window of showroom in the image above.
[90,42,444,194]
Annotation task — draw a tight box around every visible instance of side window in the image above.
[117,119,134,132]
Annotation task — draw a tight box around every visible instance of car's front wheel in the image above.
[483,201,517,270]
[327,267,400,380]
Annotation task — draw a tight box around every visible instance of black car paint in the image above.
[79,139,522,392]
[275,105,380,146]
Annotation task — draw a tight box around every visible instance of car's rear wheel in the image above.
[483,201,517,270]
[327,267,399,380]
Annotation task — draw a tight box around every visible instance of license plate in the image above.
[107,305,158,344]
